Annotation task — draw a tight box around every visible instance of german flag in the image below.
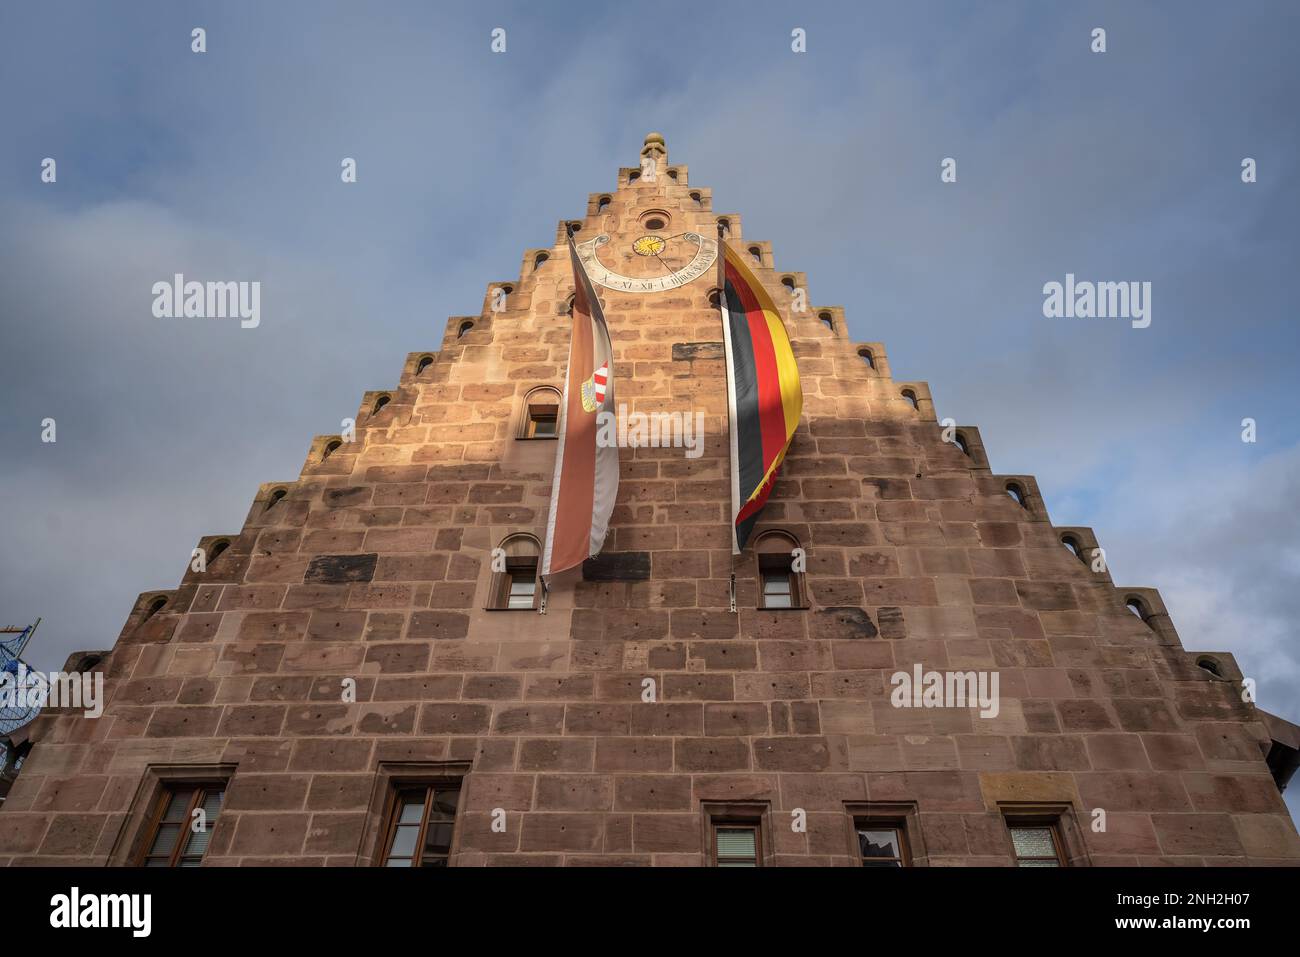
[719,238,802,553]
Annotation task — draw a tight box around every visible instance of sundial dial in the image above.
[576,230,718,294]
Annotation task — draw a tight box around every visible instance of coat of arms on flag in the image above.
[581,361,609,413]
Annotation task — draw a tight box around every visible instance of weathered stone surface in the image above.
[304,553,378,584]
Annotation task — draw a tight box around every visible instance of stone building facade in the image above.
[3,133,1298,866]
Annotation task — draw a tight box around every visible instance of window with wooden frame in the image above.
[755,530,807,610]
[713,823,762,867]
[517,386,561,440]
[138,783,224,866]
[1006,818,1067,867]
[380,783,461,867]
[488,534,540,610]
[703,801,769,867]
[855,821,909,867]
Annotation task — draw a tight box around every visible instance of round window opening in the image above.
[644,217,666,230]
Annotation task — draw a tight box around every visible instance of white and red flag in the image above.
[541,235,619,577]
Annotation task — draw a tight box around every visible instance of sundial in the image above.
[575,231,718,294]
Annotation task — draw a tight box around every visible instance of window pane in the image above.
[161,790,193,822]
[423,821,455,857]
[148,823,181,858]
[183,823,214,857]
[1018,858,1061,867]
[507,577,536,608]
[388,824,420,859]
[431,789,460,817]
[763,574,791,595]
[716,826,757,863]
[1010,826,1057,859]
[398,796,425,825]
[531,414,557,436]
[858,827,901,862]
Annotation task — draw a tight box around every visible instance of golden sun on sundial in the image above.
[576,231,719,294]
[632,235,667,257]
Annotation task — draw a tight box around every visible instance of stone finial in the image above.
[644,132,665,148]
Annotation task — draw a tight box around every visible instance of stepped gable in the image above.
[2,133,1297,866]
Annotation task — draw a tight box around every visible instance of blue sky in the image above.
[2,1,1299,818]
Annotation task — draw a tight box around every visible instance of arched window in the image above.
[415,355,434,375]
[858,348,875,369]
[265,487,288,511]
[708,288,722,309]
[1196,656,1223,677]
[371,394,391,416]
[518,386,561,439]
[143,596,167,621]
[667,168,679,180]
[781,276,796,291]
[458,320,474,338]
[597,196,611,213]
[567,221,582,234]
[818,311,834,332]
[901,389,919,410]
[628,169,641,183]
[208,539,230,565]
[1005,482,1027,508]
[489,534,541,610]
[1061,536,1084,562]
[755,531,807,610]
[321,439,342,462]
[954,432,970,456]
[1125,596,1149,621]
[690,191,703,207]
[534,252,549,271]
[748,246,763,264]
[717,218,731,236]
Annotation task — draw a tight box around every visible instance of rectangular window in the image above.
[505,559,538,609]
[141,784,224,867]
[1008,823,1065,867]
[382,784,461,867]
[856,823,907,867]
[714,823,761,867]
[758,552,804,609]
[527,408,558,437]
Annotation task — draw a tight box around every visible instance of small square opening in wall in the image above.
[845,802,922,866]
[526,406,557,438]
[999,803,1086,867]
[381,784,461,867]
[702,801,771,867]
[108,763,235,866]
[358,762,472,867]
[140,783,225,867]
[488,534,541,611]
